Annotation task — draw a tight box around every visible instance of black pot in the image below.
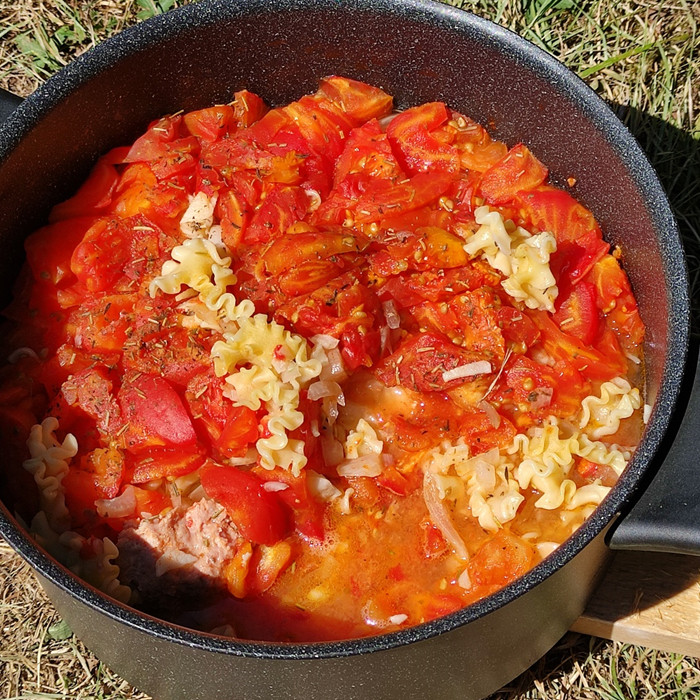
[0,1,694,698]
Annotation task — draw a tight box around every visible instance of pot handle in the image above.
[608,344,700,555]
[0,87,23,124]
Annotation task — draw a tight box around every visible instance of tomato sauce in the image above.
[0,77,645,641]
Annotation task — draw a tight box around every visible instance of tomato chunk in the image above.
[119,373,197,447]
[200,462,289,545]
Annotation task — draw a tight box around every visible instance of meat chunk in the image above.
[118,498,242,607]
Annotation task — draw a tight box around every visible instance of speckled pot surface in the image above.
[0,1,689,698]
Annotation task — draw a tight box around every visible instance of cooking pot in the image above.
[0,1,695,698]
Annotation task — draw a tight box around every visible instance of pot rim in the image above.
[0,0,689,660]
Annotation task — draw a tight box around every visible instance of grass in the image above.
[0,0,699,698]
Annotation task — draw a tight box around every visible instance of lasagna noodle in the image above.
[463,206,558,312]
[23,417,77,533]
[579,377,642,439]
[427,415,631,539]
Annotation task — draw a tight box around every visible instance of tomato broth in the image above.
[0,77,645,641]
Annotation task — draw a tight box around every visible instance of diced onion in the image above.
[643,403,652,424]
[168,482,182,509]
[323,396,339,424]
[305,188,322,211]
[442,361,492,383]
[337,453,384,478]
[536,542,559,558]
[310,334,340,350]
[308,380,344,402]
[327,348,345,379]
[207,224,224,247]
[155,549,198,577]
[307,470,342,502]
[339,487,354,514]
[478,400,501,428]
[95,485,136,519]
[457,568,472,590]
[381,452,396,467]
[380,326,390,355]
[382,300,401,330]
[389,614,408,625]
[422,471,468,560]
[321,436,345,467]
[263,481,289,492]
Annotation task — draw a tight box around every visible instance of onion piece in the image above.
[457,568,472,590]
[308,380,344,402]
[321,436,345,467]
[327,348,346,380]
[310,334,340,350]
[422,471,468,560]
[389,614,408,625]
[95,485,136,519]
[382,300,401,329]
[337,453,384,478]
[442,361,491,384]
[478,400,501,428]
[263,481,289,493]
[381,452,396,467]
[307,470,342,502]
[155,549,198,577]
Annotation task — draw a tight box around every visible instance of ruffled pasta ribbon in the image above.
[151,231,322,475]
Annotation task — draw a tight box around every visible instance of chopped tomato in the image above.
[450,110,508,173]
[377,465,409,496]
[317,76,393,123]
[119,373,197,448]
[375,332,492,393]
[314,171,454,226]
[410,288,505,361]
[584,254,644,351]
[70,215,166,293]
[124,115,184,162]
[515,185,602,245]
[244,184,309,244]
[66,293,136,353]
[477,144,548,205]
[231,89,268,127]
[129,446,205,483]
[529,310,625,381]
[214,406,259,458]
[80,447,125,499]
[552,280,600,345]
[496,306,541,350]
[387,102,460,174]
[333,119,402,186]
[262,230,359,276]
[468,532,535,587]
[132,486,170,516]
[200,462,290,545]
[369,227,468,275]
[61,367,123,437]
[252,465,325,540]
[184,104,236,142]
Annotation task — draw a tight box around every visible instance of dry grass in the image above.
[0,0,699,698]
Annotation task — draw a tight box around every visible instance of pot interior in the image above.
[0,0,687,661]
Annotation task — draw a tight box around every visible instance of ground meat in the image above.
[117,498,240,608]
